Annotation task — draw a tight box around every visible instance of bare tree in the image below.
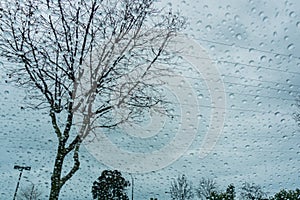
[18,183,42,200]
[169,174,194,200]
[0,0,185,199]
[195,178,217,200]
[293,98,300,127]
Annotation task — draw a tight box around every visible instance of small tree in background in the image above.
[209,184,235,200]
[240,182,267,200]
[269,188,300,200]
[92,170,130,200]
[293,98,300,127]
[18,183,42,200]
[169,174,194,200]
[195,178,218,199]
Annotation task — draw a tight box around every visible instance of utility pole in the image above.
[13,165,31,200]
[130,174,134,200]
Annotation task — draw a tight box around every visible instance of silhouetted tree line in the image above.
[169,174,300,200]
[90,171,299,200]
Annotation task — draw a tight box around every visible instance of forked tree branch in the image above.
[60,143,81,187]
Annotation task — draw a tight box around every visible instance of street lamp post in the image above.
[130,174,134,200]
[13,165,31,200]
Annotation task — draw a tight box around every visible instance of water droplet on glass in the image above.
[206,13,212,19]
[260,55,266,62]
[289,11,296,18]
[205,25,212,31]
[236,33,242,40]
[262,16,269,22]
[268,125,272,129]
[196,20,202,25]
[234,15,240,21]
[282,135,288,140]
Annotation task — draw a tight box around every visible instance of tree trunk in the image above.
[49,145,65,200]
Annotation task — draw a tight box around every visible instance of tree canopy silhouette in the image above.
[92,170,130,200]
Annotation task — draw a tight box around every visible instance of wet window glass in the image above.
[0,0,299,199]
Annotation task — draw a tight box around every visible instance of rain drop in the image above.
[234,15,240,22]
[260,55,266,62]
[236,33,242,40]
[289,11,296,18]
[287,43,294,50]
[268,125,272,129]
[196,20,202,25]
[205,25,212,31]
[262,16,269,22]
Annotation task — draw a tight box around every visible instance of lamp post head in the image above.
[13,165,21,170]
[14,165,31,171]
[24,166,31,171]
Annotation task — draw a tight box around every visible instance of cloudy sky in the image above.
[1,0,300,199]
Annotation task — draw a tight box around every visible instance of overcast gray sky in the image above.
[1,0,300,199]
